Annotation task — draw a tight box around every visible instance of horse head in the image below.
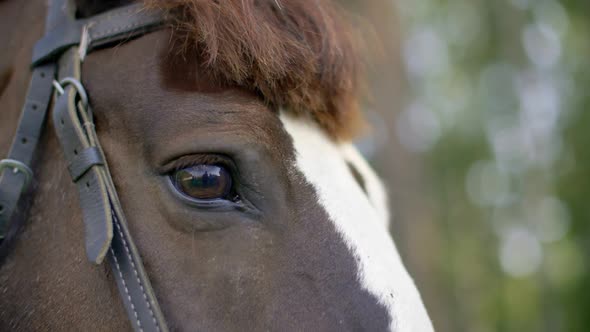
[0,0,433,330]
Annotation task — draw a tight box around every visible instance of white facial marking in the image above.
[339,144,391,228]
[280,113,433,332]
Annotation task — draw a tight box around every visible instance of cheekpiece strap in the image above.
[0,1,170,331]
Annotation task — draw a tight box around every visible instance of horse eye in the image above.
[171,165,233,200]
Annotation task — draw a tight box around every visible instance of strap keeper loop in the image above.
[68,147,104,182]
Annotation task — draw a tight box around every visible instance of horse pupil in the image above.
[173,165,231,200]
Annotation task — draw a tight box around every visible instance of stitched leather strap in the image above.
[108,205,167,332]
[54,44,168,332]
[0,1,170,331]
[53,55,168,331]
[53,61,113,264]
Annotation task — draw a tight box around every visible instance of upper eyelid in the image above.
[157,154,237,175]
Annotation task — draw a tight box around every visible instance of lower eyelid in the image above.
[165,176,235,207]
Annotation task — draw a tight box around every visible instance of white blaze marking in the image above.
[280,113,434,332]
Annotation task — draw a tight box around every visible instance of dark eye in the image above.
[171,165,233,200]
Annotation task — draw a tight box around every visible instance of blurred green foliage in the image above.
[392,0,589,331]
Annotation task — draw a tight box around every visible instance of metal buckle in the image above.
[0,159,33,190]
[52,78,89,108]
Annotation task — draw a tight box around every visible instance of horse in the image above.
[0,0,433,331]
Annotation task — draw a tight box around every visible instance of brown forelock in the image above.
[143,0,366,140]
[1,25,391,329]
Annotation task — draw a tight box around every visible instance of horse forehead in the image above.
[81,30,278,148]
[280,112,434,332]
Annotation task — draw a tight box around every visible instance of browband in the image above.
[33,3,165,66]
[0,1,170,331]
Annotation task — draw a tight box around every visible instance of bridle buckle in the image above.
[0,159,33,190]
[52,78,89,108]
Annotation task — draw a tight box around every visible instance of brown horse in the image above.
[0,0,433,330]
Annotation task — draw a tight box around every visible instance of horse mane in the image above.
[143,0,365,140]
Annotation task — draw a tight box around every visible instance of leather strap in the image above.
[68,147,105,182]
[54,46,168,332]
[46,0,76,32]
[0,64,55,238]
[0,0,65,262]
[108,205,168,332]
[0,1,170,330]
[53,54,113,264]
[33,3,166,66]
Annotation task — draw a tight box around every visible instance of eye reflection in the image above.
[171,164,233,200]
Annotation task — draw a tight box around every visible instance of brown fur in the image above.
[143,0,365,140]
[0,21,391,330]
[0,1,396,330]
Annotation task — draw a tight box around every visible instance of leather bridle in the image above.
[0,1,170,331]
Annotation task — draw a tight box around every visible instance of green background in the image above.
[342,0,590,331]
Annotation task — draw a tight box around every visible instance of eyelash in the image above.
[159,154,237,175]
